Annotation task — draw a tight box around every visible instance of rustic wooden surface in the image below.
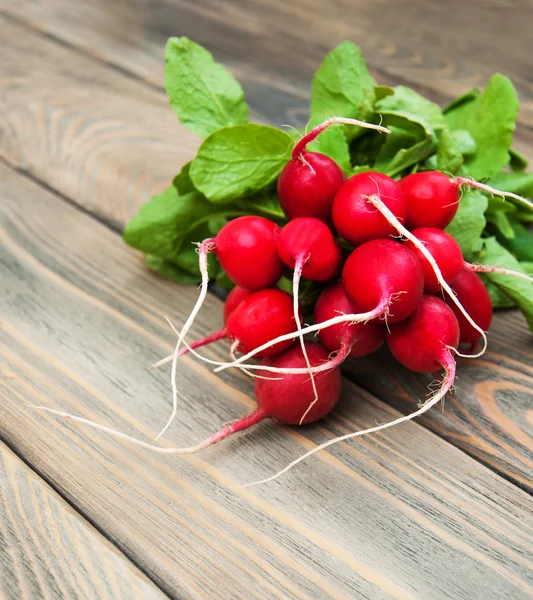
[1,0,533,597]
[1,13,532,489]
[2,163,533,599]
[0,441,168,600]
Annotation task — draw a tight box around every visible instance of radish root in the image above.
[242,353,456,487]
[465,262,533,284]
[156,238,214,441]
[455,177,533,212]
[365,194,488,359]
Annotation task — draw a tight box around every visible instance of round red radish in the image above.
[332,172,407,246]
[255,342,342,425]
[277,218,343,281]
[387,295,460,373]
[342,239,424,324]
[404,227,464,293]
[443,269,493,344]
[314,283,385,358]
[214,216,284,290]
[399,171,459,230]
[223,286,253,324]
[278,153,345,223]
[226,289,300,357]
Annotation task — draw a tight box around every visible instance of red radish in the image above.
[278,117,390,223]
[443,269,493,348]
[213,216,284,290]
[400,171,533,231]
[363,194,488,357]
[226,289,300,357]
[387,295,459,373]
[342,239,424,324]
[277,217,343,421]
[400,171,460,229]
[244,296,459,487]
[152,285,253,369]
[277,218,343,282]
[332,171,407,246]
[404,227,464,293]
[314,283,385,358]
[34,341,342,454]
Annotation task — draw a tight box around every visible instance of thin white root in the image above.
[155,238,215,441]
[292,257,319,425]
[455,177,533,212]
[31,406,215,454]
[229,340,281,380]
[242,355,456,487]
[213,301,389,374]
[324,116,391,135]
[465,262,533,284]
[365,194,488,359]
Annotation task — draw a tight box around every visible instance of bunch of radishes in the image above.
[37,117,533,484]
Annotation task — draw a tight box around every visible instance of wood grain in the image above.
[3,0,533,135]
[0,441,168,600]
[1,15,532,489]
[2,163,533,599]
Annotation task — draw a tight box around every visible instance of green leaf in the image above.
[480,275,516,309]
[436,129,476,175]
[350,130,387,167]
[444,74,519,179]
[509,148,528,172]
[376,86,446,134]
[146,255,201,285]
[445,190,488,257]
[374,85,394,102]
[165,37,248,139]
[239,190,286,221]
[382,137,435,177]
[123,184,244,258]
[307,126,351,172]
[481,237,533,332]
[521,262,533,277]
[494,217,533,261]
[443,88,480,114]
[190,124,292,203]
[487,210,514,239]
[173,162,195,195]
[310,41,376,141]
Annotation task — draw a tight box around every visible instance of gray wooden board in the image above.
[1,162,533,599]
[1,16,532,488]
[0,441,169,600]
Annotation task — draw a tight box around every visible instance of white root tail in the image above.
[455,177,533,213]
[465,262,533,284]
[156,238,215,441]
[364,194,488,359]
[243,355,456,487]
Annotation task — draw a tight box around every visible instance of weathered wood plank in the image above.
[1,163,533,599]
[1,16,532,489]
[3,0,533,134]
[0,441,168,600]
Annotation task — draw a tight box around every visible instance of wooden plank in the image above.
[2,164,533,599]
[3,0,533,133]
[0,441,168,600]
[1,17,532,490]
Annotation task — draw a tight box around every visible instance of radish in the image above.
[152,285,253,369]
[314,283,385,358]
[400,171,533,230]
[245,296,458,487]
[342,239,424,324]
[404,227,464,293]
[33,341,342,453]
[332,172,407,246]
[278,117,390,223]
[277,217,343,422]
[225,289,300,357]
[363,194,489,357]
[443,269,493,349]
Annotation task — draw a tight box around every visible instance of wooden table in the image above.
[1,1,532,598]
